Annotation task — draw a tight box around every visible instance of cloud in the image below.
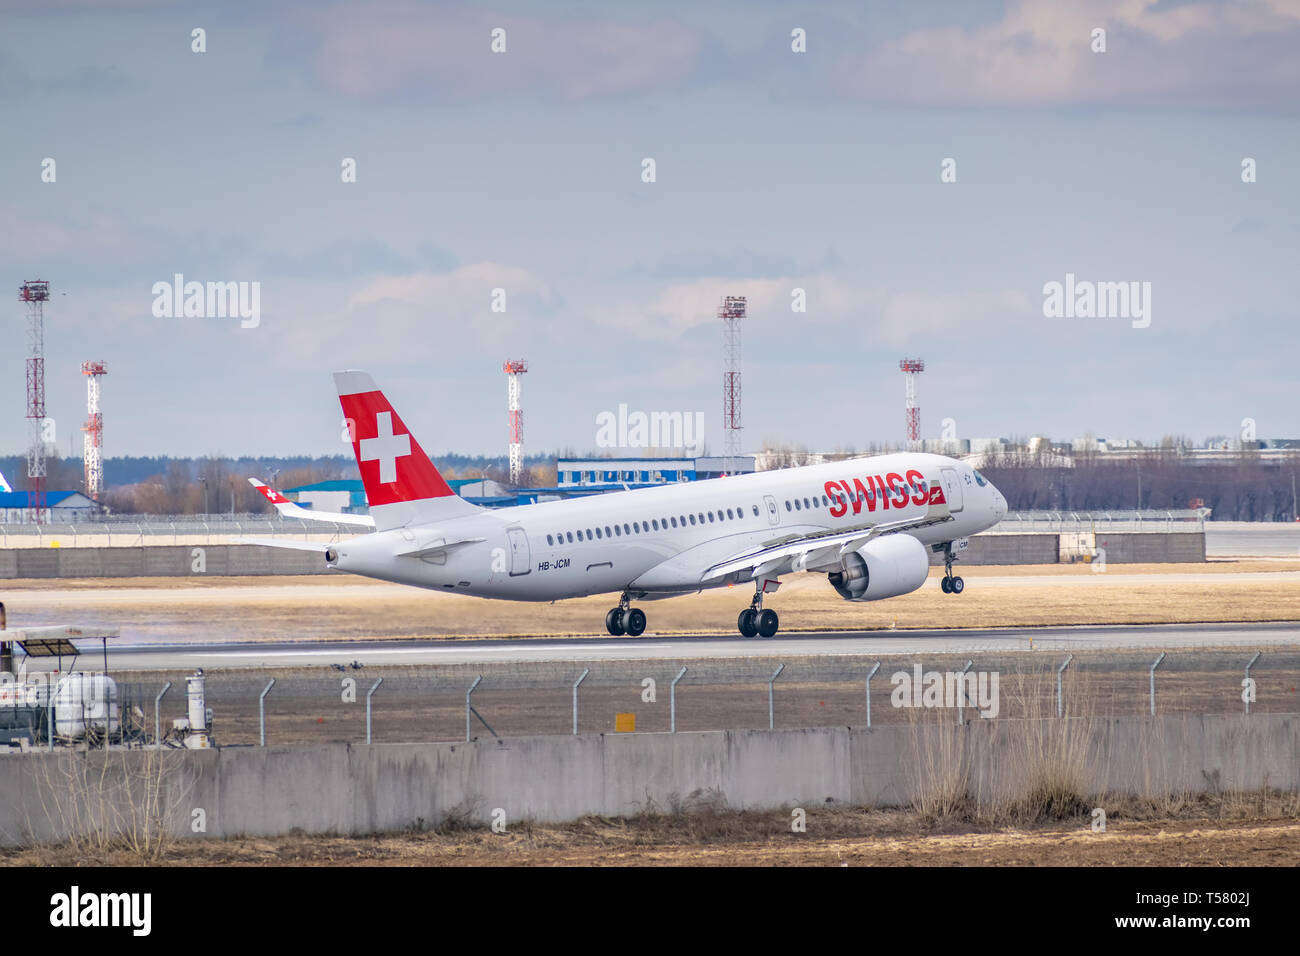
[833,0,1300,110]
[587,275,1035,345]
[256,262,563,366]
[283,2,707,103]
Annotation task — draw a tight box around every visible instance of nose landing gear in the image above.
[940,543,964,595]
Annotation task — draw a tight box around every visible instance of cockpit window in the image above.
[973,470,988,487]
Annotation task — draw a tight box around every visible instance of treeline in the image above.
[979,448,1299,521]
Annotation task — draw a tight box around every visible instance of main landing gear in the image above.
[605,593,646,636]
[737,588,779,638]
[940,544,965,595]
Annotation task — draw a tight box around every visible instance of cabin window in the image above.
[794,499,801,511]
[546,534,554,546]
[586,528,593,539]
[785,500,791,511]
[566,532,573,543]
[595,527,602,539]
[689,514,696,525]
[726,508,734,520]
[752,504,759,516]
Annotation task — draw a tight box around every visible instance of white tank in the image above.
[186,671,206,730]
[53,673,120,739]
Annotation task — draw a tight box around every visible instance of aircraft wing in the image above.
[701,503,954,582]
[248,478,375,528]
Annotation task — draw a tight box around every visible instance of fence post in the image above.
[154,681,172,745]
[768,664,784,730]
[466,675,481,742]
[957,660,973,724]
[1244,652,1261,715]
[1149,652,1165,716]
[1056,655,1073,718]
[670,667,687,733]
[865,661,881,728]
[365,677,383,744]
[259,678,276,746]
[572,668,589,735]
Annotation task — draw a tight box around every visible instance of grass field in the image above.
[2,561,1299,643]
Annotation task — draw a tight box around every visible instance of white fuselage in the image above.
[327,453,1006,602]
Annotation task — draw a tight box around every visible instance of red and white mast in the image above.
[82,361,107,500]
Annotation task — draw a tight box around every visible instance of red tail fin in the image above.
[333,370,478,529]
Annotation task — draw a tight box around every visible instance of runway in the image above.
[42,621,1300,671]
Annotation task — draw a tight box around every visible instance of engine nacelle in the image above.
[827,534,929,602]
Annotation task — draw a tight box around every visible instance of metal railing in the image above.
[992,510,1207,534]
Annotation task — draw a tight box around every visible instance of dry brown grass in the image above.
[5,794,1298,867]
[2,562,1299,643]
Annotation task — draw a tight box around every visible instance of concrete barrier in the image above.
[0,544,329,579]
[0,714,1292,846]
[928,533,1060,566]
[1094,532,1206,563]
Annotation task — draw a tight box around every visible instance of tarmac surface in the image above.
[41,620,1300,671]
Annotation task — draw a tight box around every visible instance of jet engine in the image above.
[827,534,929,602]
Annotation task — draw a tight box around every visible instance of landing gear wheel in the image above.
[624,607,647,637]
[950,576,964,595]
[757,609,779,638]
[738,608,759,638]
[605,608,625,635]
[940,576,952,594]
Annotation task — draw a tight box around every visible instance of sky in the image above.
[0,0,1297,461]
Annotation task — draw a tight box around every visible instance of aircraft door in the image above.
[763,494,781,526]
[939,468,964,513]
[506,527,531,575]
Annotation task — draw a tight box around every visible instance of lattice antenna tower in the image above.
[504,359,528,485]
[19,280,50,523]
[82,361,107,500]
[720,296,746,466]
[899,358,925,451]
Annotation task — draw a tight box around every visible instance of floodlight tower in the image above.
[81,361,107,501]
[720,295,746,468]
[19,280,50,523]
[900,358,925,451]
[503,359,528,485]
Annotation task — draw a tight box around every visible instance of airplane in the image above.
[248,477,374,528]
[255,370,1007,638]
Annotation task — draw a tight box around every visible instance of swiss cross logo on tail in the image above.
[360,411,410,484]
[928,484,946,505]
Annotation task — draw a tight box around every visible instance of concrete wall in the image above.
[1,714,1292,846]
[0,532,1206,579]
[928,533,1060,566]
[1094,532,1206,563]
[0,544,328,579]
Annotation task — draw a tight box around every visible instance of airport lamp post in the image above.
[198,477,208,516]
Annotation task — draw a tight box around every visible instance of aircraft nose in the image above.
[992,488,1007,521]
